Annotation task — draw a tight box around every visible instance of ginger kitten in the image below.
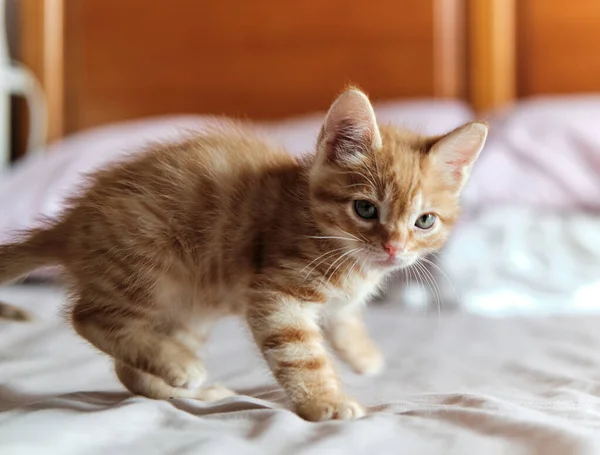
[0,88,487,421]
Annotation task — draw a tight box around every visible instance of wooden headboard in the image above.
[15,0,600,149]
[516,0,600,98]
[16,0,465,144]
[468,0,600,112]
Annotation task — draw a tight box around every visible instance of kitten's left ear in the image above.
[428,121,488,191]
[317,88,382,164]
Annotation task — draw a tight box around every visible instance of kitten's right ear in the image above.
[428,121,488,191]
[317,89,382,164]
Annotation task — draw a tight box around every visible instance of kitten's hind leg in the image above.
[115,361,235,401]
[72,297,207,390]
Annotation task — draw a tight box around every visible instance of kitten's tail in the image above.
[0,228,63,284]
[0,226,64,321]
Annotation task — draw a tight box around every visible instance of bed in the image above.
[4,284,600,454]
[4,1,600,453]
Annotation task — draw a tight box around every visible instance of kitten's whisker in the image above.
[303,254,346,282]
[343,250,363,286]
[402,264,411,286]
[323,248,359,287]
[405,263,415,290]
[301,247,346,277]
[306,236,360,243]
[342,259,357,288]
[337,226,368,244]
[323,248,358,278]
[416,263,433,316]
[411,262,426,305]
[415,260,442,318]
[326,253,356,288]
[356,232,369,243]
[413,265,422,291]
[408,263,418,287]
[424,265,444,319]
[414,262,433,299]
[336,227,362,242]
[419,256,459,301]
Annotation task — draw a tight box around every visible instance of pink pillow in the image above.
[463,95,600,212]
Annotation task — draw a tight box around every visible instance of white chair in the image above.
[0,0,46,169]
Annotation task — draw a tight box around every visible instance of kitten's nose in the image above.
[382,242,403,257]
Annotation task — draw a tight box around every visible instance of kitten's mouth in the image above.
[373,257,398,267]
[365,253,416,270]
[377,259,410,270]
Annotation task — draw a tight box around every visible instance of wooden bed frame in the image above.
[13,0,600,149]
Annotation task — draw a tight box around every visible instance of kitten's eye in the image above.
[354,200,378,220]
[415,213,436,230]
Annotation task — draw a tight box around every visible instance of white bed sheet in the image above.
[2,285,600,454]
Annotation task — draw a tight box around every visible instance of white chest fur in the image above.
[323,271,384,317]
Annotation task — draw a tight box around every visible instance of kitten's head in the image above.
[308,88,487,271]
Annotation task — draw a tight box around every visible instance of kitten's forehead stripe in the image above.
[375,126,427,223]
[411,191,424,214]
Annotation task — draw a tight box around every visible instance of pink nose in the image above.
[382,242,403,257]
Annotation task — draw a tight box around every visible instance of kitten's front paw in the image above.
[195,383,236,401]
[163,357,207,390]
[349,348,385,377]
[297,396,366,421]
